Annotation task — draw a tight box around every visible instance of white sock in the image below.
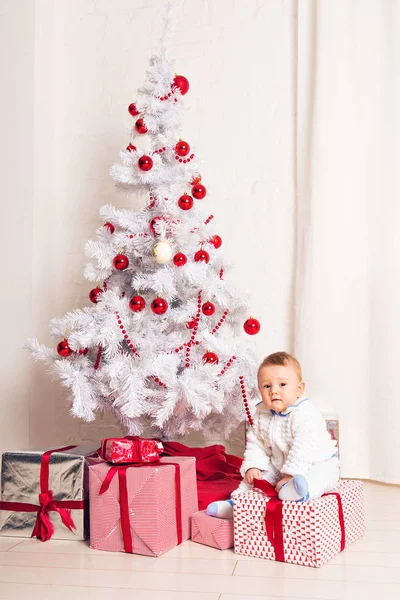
[278,475,310,502]
[206,499,233,519]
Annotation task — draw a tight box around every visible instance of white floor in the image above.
[0,481,399,600]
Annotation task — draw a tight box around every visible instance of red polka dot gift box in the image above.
[191,509,234,550]
[233,479,365,567]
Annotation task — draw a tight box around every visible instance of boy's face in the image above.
[258,363,305,413]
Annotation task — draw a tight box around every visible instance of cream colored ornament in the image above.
[152,240,173,264]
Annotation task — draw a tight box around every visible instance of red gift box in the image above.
[89,456,198,556]
[100,436,163,464]
[191,510,234,550]
[234,479,365,567]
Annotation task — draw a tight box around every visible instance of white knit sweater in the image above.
[241,397,338,477]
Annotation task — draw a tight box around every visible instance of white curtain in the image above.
[294,0,400,483]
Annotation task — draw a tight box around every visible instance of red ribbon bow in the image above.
[253,479,345,562]
[99,460,183,554]
[0,445,84,542]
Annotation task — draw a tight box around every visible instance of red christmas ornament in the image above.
[211,235,222,249]
[78,348,88,356]
[175,140,190,157]
[194,249,210,263]
[202,351,219,365]
[192,184,207,199]
[173,252,187,267]
[129,295,146,312]
[138,155,153,171]
[89,287,103,303]
[172,75,189,96]
[178,194,193,211]
[135,118,148,134]
[113,254,129,270]
[103,221,115,234]
[202,301,216,316]
[186,318,197,329]
[151,297,168,315]
[243,318,261,335]
[149,216,164,236]
[190,174,202,185]
[126,143,137,153]
[128,103,140,116]
[57,340,73,357]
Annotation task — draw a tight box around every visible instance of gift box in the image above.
[234,479,365,567]
[100,436,163,464]
[191,510,234,550]
[0,445,99,541]
[89,455,198,556]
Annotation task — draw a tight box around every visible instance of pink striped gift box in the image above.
[234,479,365,567]
[191,510,234,550]
[89,456,198,556]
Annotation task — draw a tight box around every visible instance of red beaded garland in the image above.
[202,301,215,316]
[151,297,168,315]
[175,140,190,157]
[211,235,222,249]
[178,194,193,211]
[104,222,115,233]
[57,340,73,357]
[192,184,207,199]
[78,348,88,356]
[243,318,261,335]
[129,295,146,312]
[89,287,103,303]
[138,155,153,171]
[194,249,210,263]
[135,118,147,134]
[202,351,219,365]
[128,103,140,116]
[94,345,103,370]
[113,254,129,270]
[172,75,189,95]
[173,252,187,267]
[126,144,137,153]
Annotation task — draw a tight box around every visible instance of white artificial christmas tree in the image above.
[27,12,260,440]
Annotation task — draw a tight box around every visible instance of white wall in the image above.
[1,0,296,455]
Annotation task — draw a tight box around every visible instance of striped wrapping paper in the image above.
[234,479,365,567]
[89,456,198,556]
[191,510,234,550]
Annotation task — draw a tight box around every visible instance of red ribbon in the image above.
[253,479,346,561]
[0,445,84,542]
[99,460,183,554]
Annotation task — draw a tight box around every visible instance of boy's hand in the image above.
[245,468,262,484]
[275,475,292,492]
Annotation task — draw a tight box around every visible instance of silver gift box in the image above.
[0,445,99,540]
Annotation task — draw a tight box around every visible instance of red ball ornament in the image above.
[202,351,219,365]
[113,254,129,270]
[149,216,164,236]
[138,155,153,171]
[103,221,115,234]
[211,235,222,249]
[128,103,140,116]
[89,287,103,303]
[151,297,168,315]
[192,184,207,199]
[175,140,190,157]
[178,194,193,211]
[194,249,210,263]
[202,301,216,316]
[57,340,73,357]
[173,252,187,267]
[243,318,261,335]
[129,295,146,312]
[135,118,148,134]
[172,75,190,96]
[186,318,197,329]
[126,143,137,153]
